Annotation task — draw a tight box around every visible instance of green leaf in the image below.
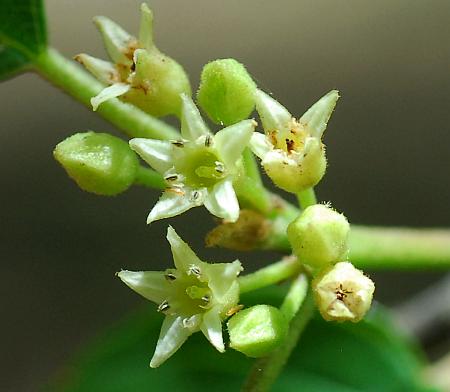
[51,289,431,392]
[0,45,31,81]
[0,0,46,79]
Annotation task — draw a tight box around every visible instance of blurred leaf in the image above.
[52,288,431,392]
[0,0,46,80]
[0,45,31,81]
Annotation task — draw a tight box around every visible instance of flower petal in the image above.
[139,3,154,50]
[166,225,203,271]
[91,83,131,111]
[117,270,169,304]
[150,315,193,368]
[249,132,273,160]
[201,309,225,352]
[206,260,242,300]
[129,138,173,174]
[214,119,256,167]
[299,90,339,139]
[93,16,135,65]
[147,189,204,224]
[204,179,239,222]
[74,54,119,85]
[180,94,211,141]
[254,89,292,133]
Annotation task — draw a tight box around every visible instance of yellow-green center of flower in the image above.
[269,120,308,154]
[163,267,213,317]
[174,144,225,188]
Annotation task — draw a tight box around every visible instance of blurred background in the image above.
[1,0,450,390]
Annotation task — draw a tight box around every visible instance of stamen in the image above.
[188,264,201,276]
[215,161,225,174]
[164,174,179,182]
[170,140,184,147]
[190,190,201,202]
[205,135,212,147]
[157,300,170,313]
[164,273,177,281]
[182,316,197,329]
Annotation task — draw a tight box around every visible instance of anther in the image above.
[164,174,179,182]
[188,264,201,276]
[190,190,200,202]
[215,161,225,174]
[164,273,177,281]
[205,135,212,147]
[157,300,170,313]
[170,140,184,147]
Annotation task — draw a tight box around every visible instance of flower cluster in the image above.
[56,2,377,369]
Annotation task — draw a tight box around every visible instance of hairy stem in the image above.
[33,48,179,140]
[238,257,301,294]
[241,290,315,392]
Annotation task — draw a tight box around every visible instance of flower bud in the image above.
[313,262,375,322]
[54,132,138,196]
[197,59,256,125]
[287,204,349,270]
[227,305,288,357]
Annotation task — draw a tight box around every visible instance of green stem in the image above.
[349,226,450,270]
[280,273,308,321]
[242,148,263,187]
[33,48,179,140]
[296,187,317,209]
[134,166,165,189]
[241,290,315,392]
[234,175,272,214]
[239,257,301,294]
[261,200,450,270]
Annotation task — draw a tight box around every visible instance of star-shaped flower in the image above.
[75,3,191,117]
[249,89,339,193]
[129,94,256,223]
[118,226,242,367]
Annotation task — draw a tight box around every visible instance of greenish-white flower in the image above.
[75,3,191,117]
[130,94,256,223]
[118,226,242,367]
[313,261,375,322]
[249,89,339,193]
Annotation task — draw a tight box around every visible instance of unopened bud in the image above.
[227,305,288,357]
[54,132,138,195]
[197,59,256,125]
[287,204,349,269]
[313,262,375,322]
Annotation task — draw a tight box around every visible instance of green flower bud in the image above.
[197,59,257,125]
[313,262,375,323]
[54,132,138,196]
[227,305,288,358]
[287,204,350,270]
